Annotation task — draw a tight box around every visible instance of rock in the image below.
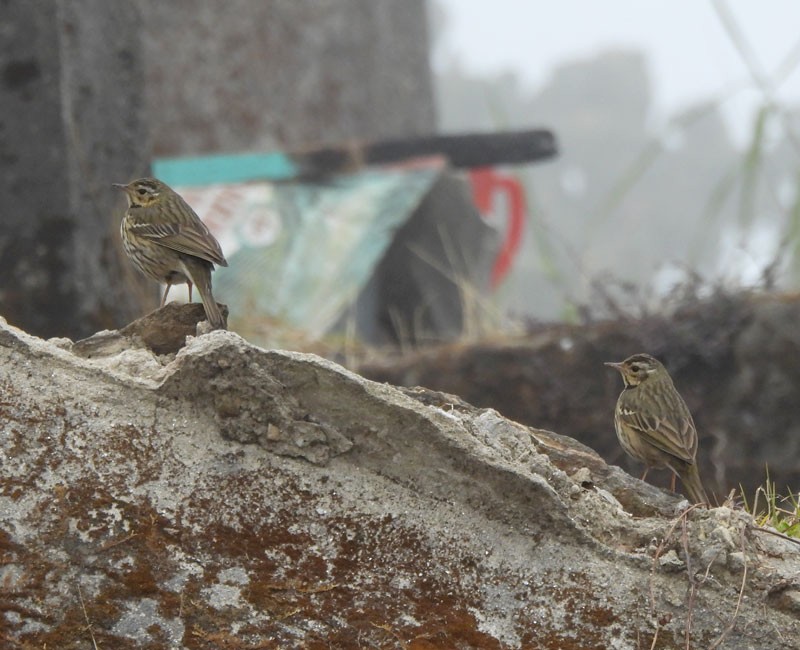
[1,318,799,648]
[658,549,685,572]
[73,302,229,357]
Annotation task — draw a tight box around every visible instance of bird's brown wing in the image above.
[618,405,697,464]
[128,216,228,267]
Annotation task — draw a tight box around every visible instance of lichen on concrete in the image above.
[1,316,799,649]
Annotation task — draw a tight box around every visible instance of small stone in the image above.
[700,545,727,570]
[570,467,592,485]
[728,551,747,573]
[658,549,685,572]
[711,525,735,550]
[47,337,74,350]
[266,423,282,441]
[771,589,800,614]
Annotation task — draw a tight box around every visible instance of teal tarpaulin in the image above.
[153,157,446,338]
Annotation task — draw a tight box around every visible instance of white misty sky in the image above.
[433,0,800,144]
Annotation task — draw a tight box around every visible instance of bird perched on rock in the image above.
[114,177,228,330]
[605,353,710,505]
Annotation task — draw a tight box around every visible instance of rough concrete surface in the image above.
[138,0,435,156]
[1,315,800,649]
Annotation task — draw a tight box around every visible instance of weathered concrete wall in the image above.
[2,316,800,648]
[0,0,150,339]
[1,1,435,340]
[138,0,436,156]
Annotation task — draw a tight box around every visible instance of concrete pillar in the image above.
[0,0,150,339]
[138,0,436,156]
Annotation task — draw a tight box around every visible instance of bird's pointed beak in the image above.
[604,361,623,371]
[112,182,128,190]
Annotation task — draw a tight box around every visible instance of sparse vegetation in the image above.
[740,469,800,539]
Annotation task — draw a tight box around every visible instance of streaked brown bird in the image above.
[114,177,228,330]
[605,353,710,505]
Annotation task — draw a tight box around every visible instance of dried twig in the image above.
[749,524,800,547]
[77,584,99,650]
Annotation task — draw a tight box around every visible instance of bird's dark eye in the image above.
[630,365,640,372]
[137,188,147,195]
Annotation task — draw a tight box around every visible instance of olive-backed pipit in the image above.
[605,353,709,504]
[115,177,228,330]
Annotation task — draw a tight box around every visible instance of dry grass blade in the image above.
[77,583,99,650]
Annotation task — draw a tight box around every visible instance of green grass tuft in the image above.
[740,467,800,539]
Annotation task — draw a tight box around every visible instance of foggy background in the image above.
[429,0,800,321]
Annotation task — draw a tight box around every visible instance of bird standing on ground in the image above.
[605,353,710,505]
[115,177,228,330]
